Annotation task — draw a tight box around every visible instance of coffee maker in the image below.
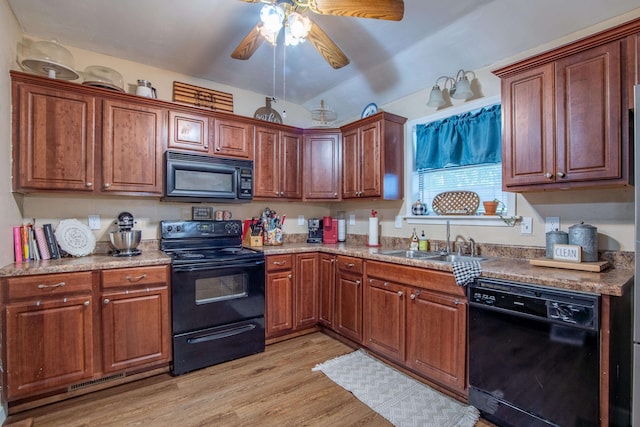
[323,216,338,244]
[307,218,323,243]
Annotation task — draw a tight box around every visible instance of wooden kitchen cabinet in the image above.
[3,272,94,400]
[265,254,295,338]
[168,109,212,153]
[295,253,319,329]
[340,112,406,200]
[12,79,96,192]
[496,33,629,191]
[364,277,406,364]
[303,129,341,200]
[365,261,467,395]
[254,126,302,199]
[318,253,336,328]
[213,117,254,159]
[335,256,363,343]
[100,266,171,373]
[102,99,166,195]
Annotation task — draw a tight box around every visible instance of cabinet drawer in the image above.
[7,272,93,300]
[266,254,294,272]
[101,265,169,290]
[336,256,363,274]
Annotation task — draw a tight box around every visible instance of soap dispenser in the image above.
[409,228,419,250]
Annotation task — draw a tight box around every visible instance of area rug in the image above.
[312,349,479,427]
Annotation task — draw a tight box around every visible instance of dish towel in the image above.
[452,261,482,286]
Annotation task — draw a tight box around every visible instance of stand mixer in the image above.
[110,212,142,257]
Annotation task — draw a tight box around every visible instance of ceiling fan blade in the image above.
[231,23,265,60]
[311,0,404,21]
[307,21,350,69]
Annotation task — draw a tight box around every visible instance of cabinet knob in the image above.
[84,300,91,306]
[369,279,374,283]
[215,147,220,151]
[397,291,404,297]
[544,172,553,179]
[280,191,284,196]
[125,274,147,282]
[273,260,287,266]
[346,263,355,268]
[103,298,110,305]
[288,274,292,279]
[454,298,460,305]
[331,259,335,263]
[556,171,566,178]
[38,281,66,289]
[204,144,209,149]
[334,193,337,197]
[86,182,93,187]
[104,183,111,188]
[355,280,361,286]
[383,282,388,287]
[410,294,416,300]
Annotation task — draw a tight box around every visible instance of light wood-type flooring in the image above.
[4,332,493,426]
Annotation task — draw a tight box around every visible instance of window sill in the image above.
[405,214,520,227]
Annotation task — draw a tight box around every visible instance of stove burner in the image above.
[175,252,205,259]
[222,247,242,254]
[112,248,142,257]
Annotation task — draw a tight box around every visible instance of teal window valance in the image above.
[415,104,502,170]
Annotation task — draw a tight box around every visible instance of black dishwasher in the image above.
[468,278,600,427]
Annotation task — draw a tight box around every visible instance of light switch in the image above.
[349,214,356,225]
[88,215,101,230]
[297,215,305,226]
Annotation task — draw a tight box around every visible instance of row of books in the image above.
[13,224,61,262]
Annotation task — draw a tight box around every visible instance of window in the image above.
[407,99,515,222]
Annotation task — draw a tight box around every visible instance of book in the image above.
[35,227,51,260]
[20,225,29,260]
[13,226,22,263]
[43,224,61,259]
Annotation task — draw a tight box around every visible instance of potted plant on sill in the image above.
[482,199,502,216]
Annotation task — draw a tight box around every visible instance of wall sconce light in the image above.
[427,69,478,108]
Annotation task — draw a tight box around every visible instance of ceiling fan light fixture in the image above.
[288,12,311,39]
[260,4,285,34]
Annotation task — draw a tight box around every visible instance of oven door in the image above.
[171,258,265,334]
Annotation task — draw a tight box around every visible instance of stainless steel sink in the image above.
[380,250,485,263]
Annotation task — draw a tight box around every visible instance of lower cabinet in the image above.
[318,253,336,328]
[365,260,468,395]
[100,266,171,373]
[335,256,364,343]
[1,265,171,404]
[265,253,319,339]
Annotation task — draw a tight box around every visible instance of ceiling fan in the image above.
[231,0,405,69]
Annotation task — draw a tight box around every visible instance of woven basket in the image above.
[431,191,480,215]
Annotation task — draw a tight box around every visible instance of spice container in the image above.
[568,222,598,262]
[545,229,568,258]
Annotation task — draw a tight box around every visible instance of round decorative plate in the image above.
[54,219,96,257]
[361,102,378,118]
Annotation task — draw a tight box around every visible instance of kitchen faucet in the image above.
[469,237,476,257]
[444,220,451,254]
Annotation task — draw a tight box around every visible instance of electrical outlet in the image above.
[545,216,560,233]
[349,214,356,225]
[88,214,101,230]
[394,215,403,228]
[520,217,533,234]
[297,215,305,226]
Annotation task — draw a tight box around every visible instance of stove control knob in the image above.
[166,225,173,232]
[176,226,182,232]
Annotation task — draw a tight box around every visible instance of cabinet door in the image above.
[335,271,363,343]
[555,40,622,183]
[168,110,211,153]
[318,254,336,328]
[303,132,341,200]
[15,84,96,191]
[266,270,294,338]
[102,100,165,194]
[101,287,171,373]
[254,126,280,198]
[501,63,555,188]
[406,290,467,392]
[341,128,360,198]
[279,131,302,199]
[295,253,318,329]
[364,278,406,363]
[359,121,382,197]
[213,118,253,159]
[6,295,93,399]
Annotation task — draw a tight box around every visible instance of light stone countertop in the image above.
[258,243,634,297]
[0,244,632,297]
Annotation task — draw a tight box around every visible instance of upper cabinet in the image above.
[303,129,342,201]
[213,118,254,159]
[12,80,97,192]
[254,125,302,200]
[340,112,406,200]
[168,109,212,153]
[495,18,640,191]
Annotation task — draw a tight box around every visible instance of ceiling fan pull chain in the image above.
[272,43,277,101]
[282,43,287,118]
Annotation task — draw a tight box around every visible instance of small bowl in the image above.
[109,230,141,252]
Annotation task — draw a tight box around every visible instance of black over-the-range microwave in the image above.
[164,151,253,202]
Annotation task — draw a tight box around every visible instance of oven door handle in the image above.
[173,259,265,272]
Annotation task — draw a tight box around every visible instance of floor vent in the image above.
[68,373,126,391]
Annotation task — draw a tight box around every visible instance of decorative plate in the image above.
[361,102,378,118]
[54,219,96,257]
